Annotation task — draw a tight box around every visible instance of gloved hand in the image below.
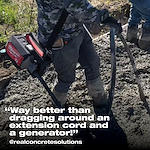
[20,55,37,74]
[102,17,122,35]
[99,9,110,23]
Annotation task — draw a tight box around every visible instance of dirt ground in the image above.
[0,23,150,149]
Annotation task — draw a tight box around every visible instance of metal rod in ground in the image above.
[33,71,61,108]
[108,28,116,115]
[119,34,150,115]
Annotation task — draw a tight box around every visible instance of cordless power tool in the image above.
[6,33,61,107]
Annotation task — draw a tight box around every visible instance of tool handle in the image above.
[33,71,61,108]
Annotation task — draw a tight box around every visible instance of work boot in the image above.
[87,76,109,116]
[53,89,67,107]
[126,26,138,44]
[138,27,150,50]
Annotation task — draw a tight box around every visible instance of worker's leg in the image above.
[51,31,84,106]
[127,4,141,43]
[78,29,108,115]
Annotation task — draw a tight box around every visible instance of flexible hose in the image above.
[108,28,116,114]
[118,34,150,115]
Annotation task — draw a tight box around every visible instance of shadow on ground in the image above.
[43,111,128,150]
[73,111,128,149]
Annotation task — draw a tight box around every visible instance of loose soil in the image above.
[1,24,150,149]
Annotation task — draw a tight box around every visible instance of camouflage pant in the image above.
[51,28,100,93]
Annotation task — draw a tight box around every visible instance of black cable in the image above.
[108,28,116,114]
[119,34,150,115]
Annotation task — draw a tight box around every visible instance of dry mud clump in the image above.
[0,26,150,149]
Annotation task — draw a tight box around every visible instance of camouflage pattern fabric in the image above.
[36,0,109,46]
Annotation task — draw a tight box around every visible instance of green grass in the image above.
[0,0,37,47]
[0,0,17,25]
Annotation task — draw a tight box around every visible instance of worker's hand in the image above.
[20,56,37,73]
[99,9,110,22]
[102,17,122,35]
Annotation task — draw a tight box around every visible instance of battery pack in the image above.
[6,33,45,68]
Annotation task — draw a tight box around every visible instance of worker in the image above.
[35,0,122,115]
[127,0,150,50]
